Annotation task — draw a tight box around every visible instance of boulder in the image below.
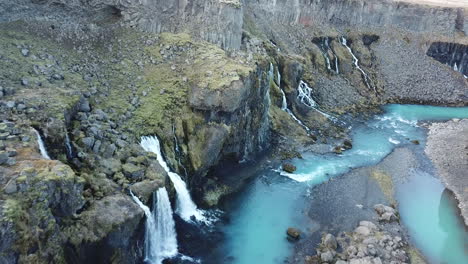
[122,163,145,180]
[287,227,301,241]
[0,151,9,165]
[79,96,91,112]
[323,233,337,249]
[355,226,371,236]
[282,163,297,173]
[343,139,353,150]
[320,250,334,262]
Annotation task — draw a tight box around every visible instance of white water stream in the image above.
[340,37,376,92]
[131,189,178,264]
[140,136,205,222]
[33,129,51,159]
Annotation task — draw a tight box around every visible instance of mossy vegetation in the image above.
[0,25,87,120]
[370,169,395,204]
[129,32,253,136]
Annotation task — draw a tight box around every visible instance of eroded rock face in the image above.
[427,42,468,76]
[246,0,467,36]
[0,0,243,49]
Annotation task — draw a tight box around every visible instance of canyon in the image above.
[0,0,467,264]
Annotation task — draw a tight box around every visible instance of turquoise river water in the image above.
[218,104,468,264]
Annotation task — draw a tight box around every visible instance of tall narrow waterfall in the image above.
[65,133,73,158]
[340,37,376,92]
[130,188,178,264]
[140,136,205,222]
[297,81,338,122]
[33,129,51,159]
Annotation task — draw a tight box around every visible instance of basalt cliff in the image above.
[0,0,467,263]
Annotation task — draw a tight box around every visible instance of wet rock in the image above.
[130,180,161,203]
[287,227,301,241]
[282,163,297,173]
[410,140,420,145]
[333,146,343,154]
[343,139,353,150]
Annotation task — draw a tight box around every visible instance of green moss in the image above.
[127,33,252,136]
[407,246,427,264]
[2,199,26,223]
[0,25,88,121]
[370,170,395,204]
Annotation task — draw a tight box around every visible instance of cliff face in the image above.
[1,0,468,263]
[248,0,467,36]
[0,0,243,50]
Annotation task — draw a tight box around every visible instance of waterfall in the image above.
[140,136,205,222]
[334,55,339,74]
[130,189,178,264]
[65,133,73,158]
[273,67,311,132]
[33,129,51,160]
[297,81,338,122]
[340,37,376,92]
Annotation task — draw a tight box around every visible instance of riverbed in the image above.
[202,104,468,264]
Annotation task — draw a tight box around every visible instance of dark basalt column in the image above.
[427,42,468,76]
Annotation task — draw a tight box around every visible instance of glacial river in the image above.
[214,105,468,264]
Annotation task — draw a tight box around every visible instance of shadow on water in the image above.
[396,170,468,263]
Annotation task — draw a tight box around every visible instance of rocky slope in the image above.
[0,0,467,263]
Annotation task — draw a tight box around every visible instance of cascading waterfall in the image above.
[297,81,338,122]
[140,136,205,222]
[33,128,51,160]
[323,38,332,72]
[270,63,311,132]
[130,189,178,264]
[340,37,376,92]
[315,37,339,74]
